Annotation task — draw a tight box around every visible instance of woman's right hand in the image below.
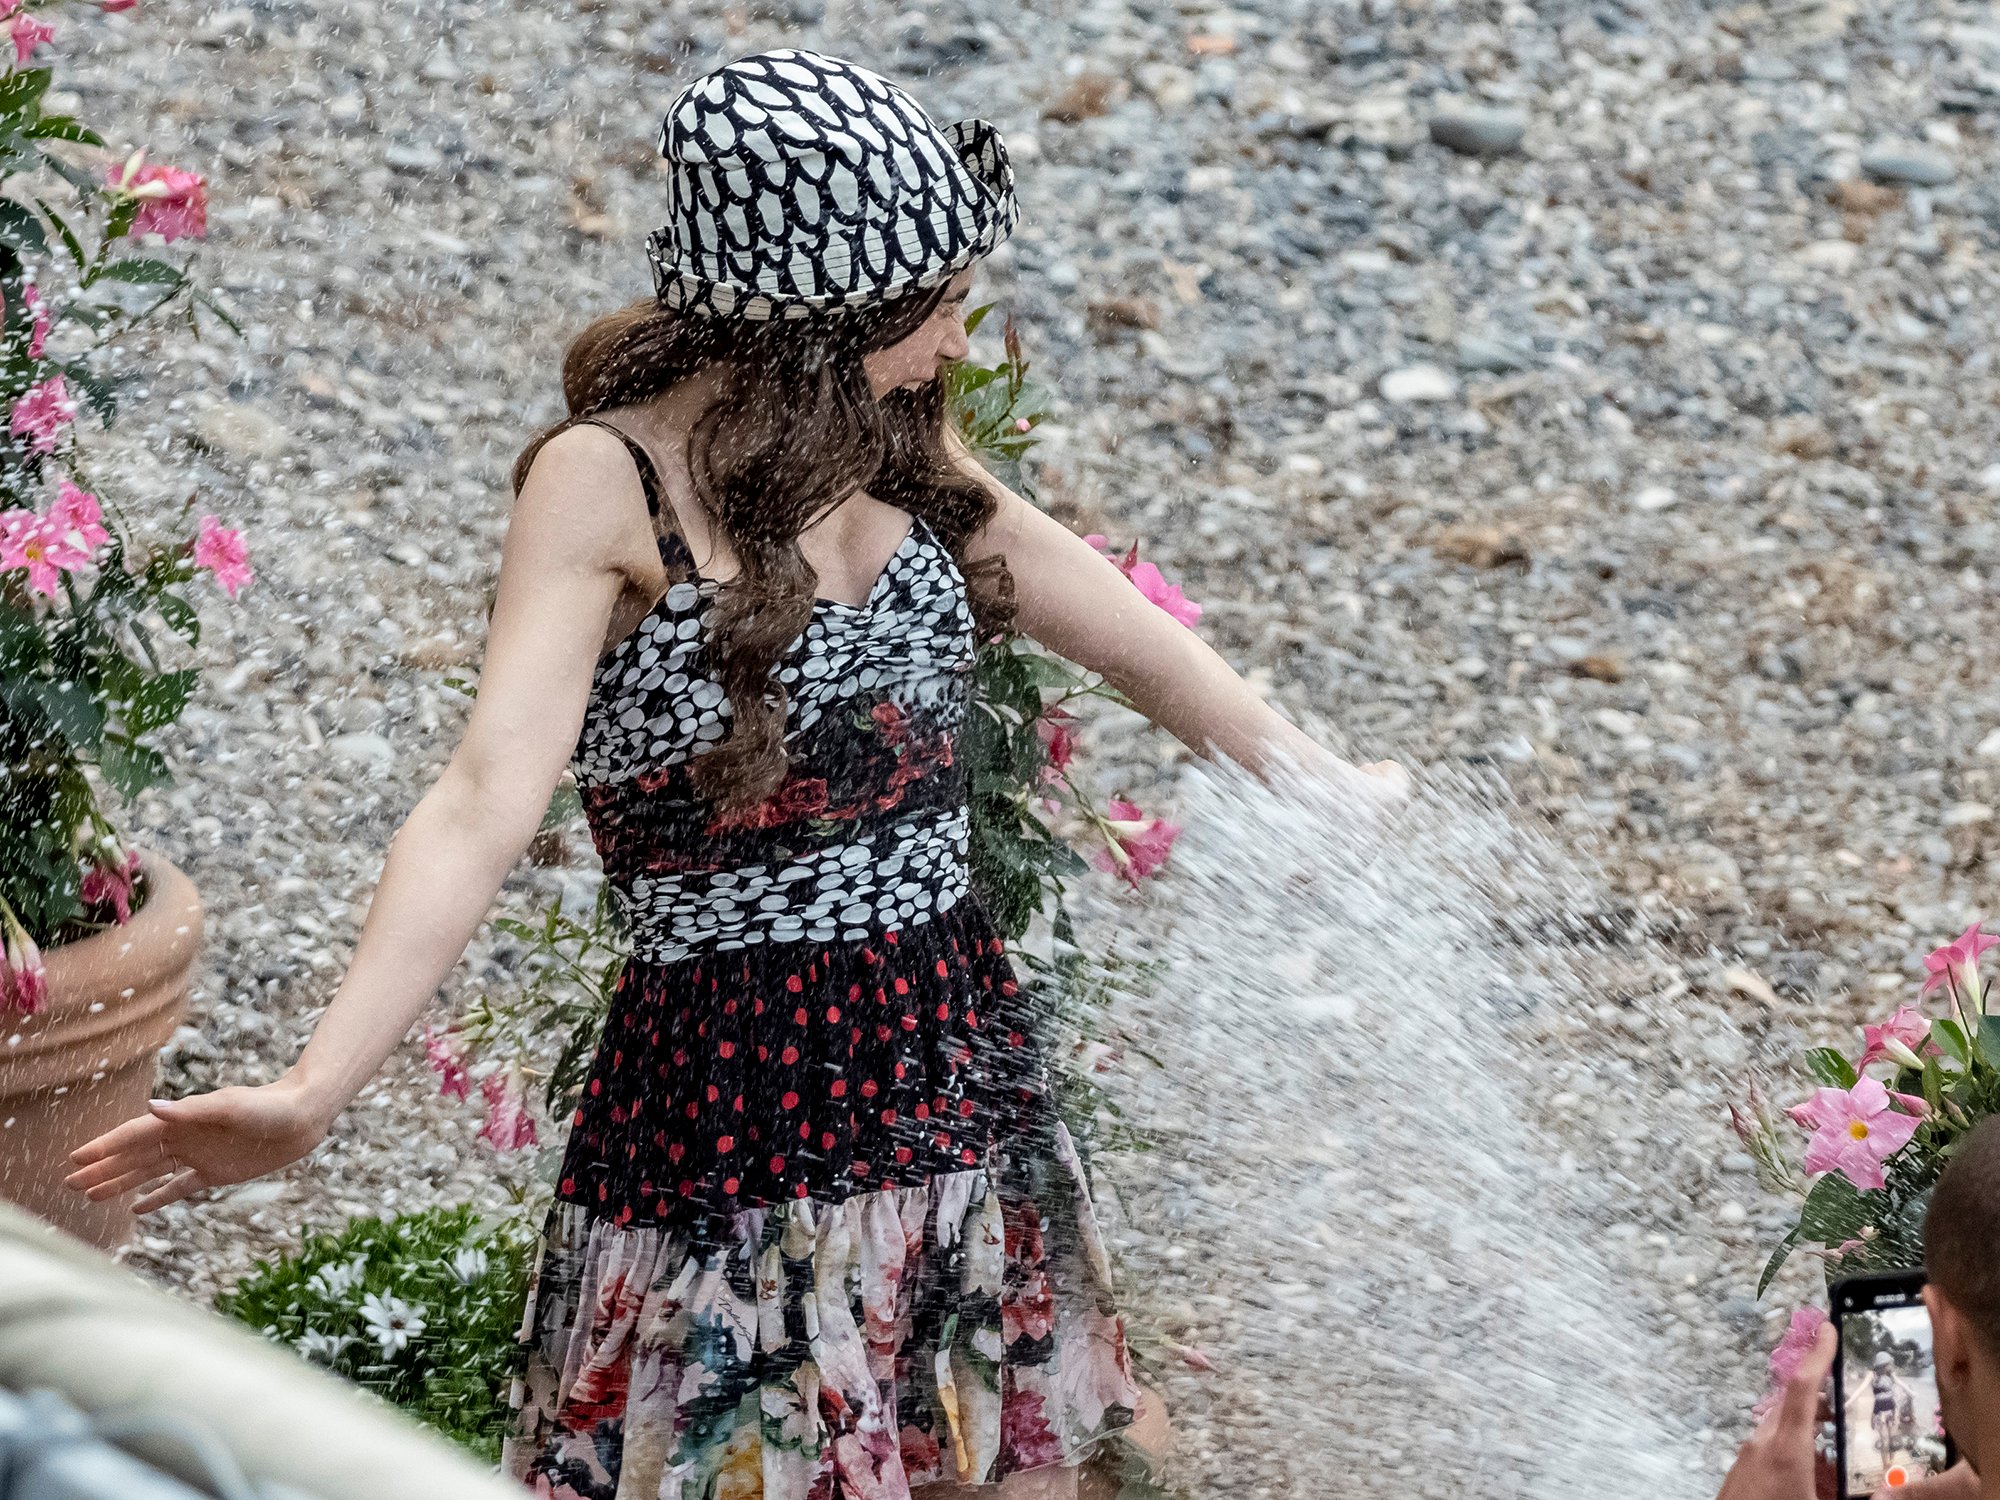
[63,1077,330,1214]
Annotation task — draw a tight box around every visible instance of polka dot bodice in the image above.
[573,512,978,965]
[553,424,1051,1241]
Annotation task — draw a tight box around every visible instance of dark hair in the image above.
[513,285,1015,812]
[1926,1116,2000,1358]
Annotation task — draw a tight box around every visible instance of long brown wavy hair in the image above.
[513,282,1016,813]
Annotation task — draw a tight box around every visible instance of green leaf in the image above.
[98,737,170,798]
[1803,1047,1858,1089]
[155,591,201,647]
[2,677,105,751]
[1977,1015,2000,1070]
[1758,1231,1801,1298]
[1759,1171,1882,1295]
[122,667,198,735]
[37,200,86,270]
[87,257,184,290]
[0,67,54,116]
[1935,1019,1971,1067]
[0,196,45,254]
[962,301,995,336]
[25,115,102,146]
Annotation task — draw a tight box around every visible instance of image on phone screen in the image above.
[1839,1300,1950,1494]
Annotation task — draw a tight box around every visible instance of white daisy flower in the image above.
[308,1255,368,1301]
[359,1292,427,1356]
[449,1246,489,1284]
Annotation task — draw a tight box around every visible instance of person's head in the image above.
[1923,1116,2000,1473]
[514,50,1017,812]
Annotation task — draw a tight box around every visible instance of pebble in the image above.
[192,402,290,462]
[1427,101,1527,156]
[1860,142,1956,186]
[383,141,446,174]
[326,732,395,772]
[1457,334,1531,373]
[1379,365,1458,403]
[1630,485,1679,512]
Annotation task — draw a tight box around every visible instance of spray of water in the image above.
[1072,759,1716,1499]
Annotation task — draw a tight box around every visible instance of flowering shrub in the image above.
[1738,923,2000,1296]
[0,1,244,1008]
[216,1205,535,1463]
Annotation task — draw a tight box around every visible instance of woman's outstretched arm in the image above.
[64,426,651,1213]
[956,448,1402,792]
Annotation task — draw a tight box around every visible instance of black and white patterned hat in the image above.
[647,49,1019,322]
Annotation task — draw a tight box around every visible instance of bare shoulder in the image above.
[519,422,648,502]
[509,422,657,574]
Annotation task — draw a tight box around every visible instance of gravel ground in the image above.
[40,0,2000,1489]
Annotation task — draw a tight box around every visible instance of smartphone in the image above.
[1832,1270,1956,1496]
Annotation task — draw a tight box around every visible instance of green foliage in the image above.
[1803,1047,1857,1090]
[463,878,631,1119]
[216,1206,535,1463]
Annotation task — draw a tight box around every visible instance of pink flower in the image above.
[1084,533,1203,628]
[106,161,208,243]
[49,480,107,556]
[478,1066,538,1151]
[192,513,252,597]
[0,906,46,1016]
[1923,923,1999,1006]
[422,1024,470,1101]
[99,0,139,10]
[1092,796,1182,887]
[10,374,76,455]
[22,283,48,360]
[1753,1305,1829,1419]
[0,505,88,596]
[8,11,52,65]
[80,849,141,924]
[1859,1004,1931,1071]
[1035,706,1077,779]
[1014,417,1032,433]
[1791,1076,1923,1191]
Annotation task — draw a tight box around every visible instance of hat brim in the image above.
[651,116,1020,322]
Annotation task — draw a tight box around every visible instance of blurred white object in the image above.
[0,1202,521,1500]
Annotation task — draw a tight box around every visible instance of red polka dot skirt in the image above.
[553,914,1038,1238]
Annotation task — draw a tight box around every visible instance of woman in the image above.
[1870,1351,1911,1465]
[66,48,1402,1500]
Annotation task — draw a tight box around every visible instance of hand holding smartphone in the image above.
[1832,1271,1956,1496]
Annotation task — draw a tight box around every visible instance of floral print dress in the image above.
[502,421,1137,1500]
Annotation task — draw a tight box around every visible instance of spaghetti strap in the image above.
[574,416,665,517]
[573,416,693,572]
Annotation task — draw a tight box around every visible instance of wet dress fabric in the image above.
[503,423,1137,1499]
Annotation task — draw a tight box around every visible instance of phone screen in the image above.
[1838,1294,1950,1494]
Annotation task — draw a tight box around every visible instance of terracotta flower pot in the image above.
[0,850,201,1250]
